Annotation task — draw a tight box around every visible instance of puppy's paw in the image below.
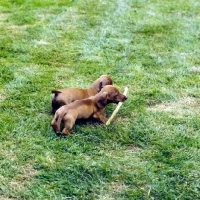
[62,128,70,136]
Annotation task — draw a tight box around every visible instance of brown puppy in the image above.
[51,75,113,113]
[51,85,127,135]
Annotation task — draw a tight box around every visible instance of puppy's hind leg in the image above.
[62,117,76,135]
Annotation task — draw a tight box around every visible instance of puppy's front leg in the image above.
[93,112,107,124]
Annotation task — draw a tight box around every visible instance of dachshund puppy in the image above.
[51,75,112,113]
[51,85,127,135]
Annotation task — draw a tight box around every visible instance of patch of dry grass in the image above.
[147,97,199,118]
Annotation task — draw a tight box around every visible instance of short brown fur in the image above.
[51,75,113,113]
[51,85,127,135]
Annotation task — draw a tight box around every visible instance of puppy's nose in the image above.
[124,96,128,100]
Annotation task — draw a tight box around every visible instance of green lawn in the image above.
[0,0,200,199]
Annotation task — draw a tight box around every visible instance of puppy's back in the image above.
[51,88,97,112]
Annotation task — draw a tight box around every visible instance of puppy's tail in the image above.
[52,90,62,94]
[51,90,62,113]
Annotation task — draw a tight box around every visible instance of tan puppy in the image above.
[51,85,127,135]
[51,75,113,113]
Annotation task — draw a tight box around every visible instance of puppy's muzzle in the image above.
[121,95,127,102]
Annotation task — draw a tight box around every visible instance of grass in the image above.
[0,0,200,199]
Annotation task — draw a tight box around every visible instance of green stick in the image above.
[106,87,128,125]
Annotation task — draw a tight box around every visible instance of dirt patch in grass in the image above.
[6,25,27,30]
[189,66,200,74]
[33,39,50,46]
[106,145,141,158]
[9,164,37,191]
[147,97,200,117]
[1,149,16,161]
[98,181,129,199]
[115,116,130,123]
[109,180,129,192]
[0,93,5,102]
[0,164,37,199]
[0,13,8,23]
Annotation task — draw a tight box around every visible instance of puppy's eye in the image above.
[115,94,119,97]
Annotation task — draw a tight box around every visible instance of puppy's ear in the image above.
[99,79,111,91]
[96,92,108,109]
[98,80,104,92]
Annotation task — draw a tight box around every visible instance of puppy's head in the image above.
[101,85,127,104]
[90,75,113,92]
